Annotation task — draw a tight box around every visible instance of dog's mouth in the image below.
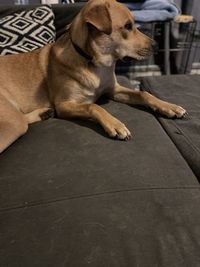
[135,48,153,60]
[122,48,153,62]
[122,56,134,62]
[138,48,152,55]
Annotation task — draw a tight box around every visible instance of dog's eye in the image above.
[124,23,133,31]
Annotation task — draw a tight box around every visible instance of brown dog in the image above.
[0,0,186,153]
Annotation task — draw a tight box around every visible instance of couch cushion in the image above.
[141,74,200,180]
[1,189,200,266]
[0,94,198,211]
[0,5,55,55]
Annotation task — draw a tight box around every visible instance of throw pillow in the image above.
[0,5,56,55]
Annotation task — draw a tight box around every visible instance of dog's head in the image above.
[70,0,155,65]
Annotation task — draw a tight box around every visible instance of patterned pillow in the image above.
[0,5,56,55]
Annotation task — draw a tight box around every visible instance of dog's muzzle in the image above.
[122,40,158,62]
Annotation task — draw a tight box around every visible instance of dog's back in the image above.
[0,44,53,114]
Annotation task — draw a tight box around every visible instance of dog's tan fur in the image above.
[0,0,186,152]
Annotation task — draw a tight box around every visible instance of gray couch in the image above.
[0,5,200,267]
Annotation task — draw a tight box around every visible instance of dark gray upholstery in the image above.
[1,99,200,266]
[0,5,200,267]
[0,100,198,210]
[1,189,200,267]
[141,75,200,180]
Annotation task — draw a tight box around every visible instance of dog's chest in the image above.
[90,66,115,100]
[72,65,115,103]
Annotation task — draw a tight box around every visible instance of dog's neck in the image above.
[69,33,93,61]
[88,35,117,67]
[69,34,115,67]
[72,42,93,61]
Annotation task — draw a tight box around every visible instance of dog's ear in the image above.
[84,4,112,35]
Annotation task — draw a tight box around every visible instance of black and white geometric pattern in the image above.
[0,5,56,55]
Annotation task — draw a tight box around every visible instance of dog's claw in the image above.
[125,134,132,141]
[112,133,131,141]
[174,109,188,119]
[114,133,132,141]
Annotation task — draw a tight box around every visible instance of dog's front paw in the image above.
[103,118,132,141]
[155,101,187,119]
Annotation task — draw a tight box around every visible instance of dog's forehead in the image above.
[108,1,134,26]
[85,0,134,26]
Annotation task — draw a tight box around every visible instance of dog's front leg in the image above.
[56,101,131,140]
[111,84,186,118]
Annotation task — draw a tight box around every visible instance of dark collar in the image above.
[66,25,93,61]
[70,39,93,61]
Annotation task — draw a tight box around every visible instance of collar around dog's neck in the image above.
[67,26,93,61]
[70,39,93,61]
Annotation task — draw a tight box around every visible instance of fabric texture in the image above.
[125,0,180,22]
[0,5,55,55]
[1,89,199,266]
[1,189,200,267]
[141,74,200,180]
[0,100,198,211]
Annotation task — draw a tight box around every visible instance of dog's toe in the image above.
[157,102,187,119]
[116,126,131,140]
[173,105,187,118]
[182,111,189,118]
[116,132,132,141]
[115,126,132,141]
[105,119,132,141]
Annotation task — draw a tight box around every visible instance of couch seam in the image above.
[141,78,200,157]
[0,186,199,213]
[161,118,200,155]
